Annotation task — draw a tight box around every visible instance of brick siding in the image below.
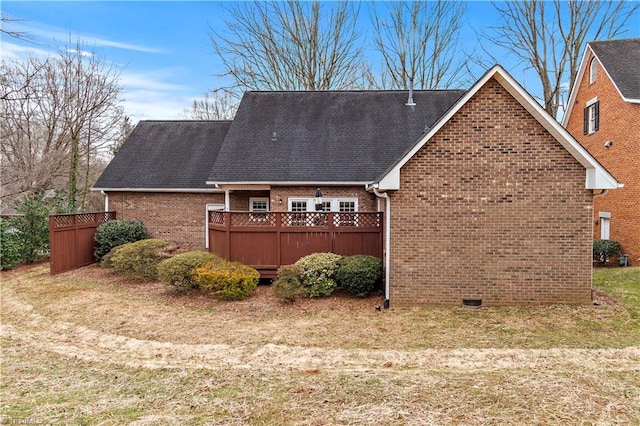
[389,78,594,307]
[106,192,224,249]
[565,52,640,264]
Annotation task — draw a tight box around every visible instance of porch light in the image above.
[314,188,323,211]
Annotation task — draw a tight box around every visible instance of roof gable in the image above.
[377,65,620,191]
[563,38,640,126]
[590,38,640,101]
[206,90,465,185]
[94,120,231,191]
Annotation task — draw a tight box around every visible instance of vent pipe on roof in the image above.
[406,77,416,106]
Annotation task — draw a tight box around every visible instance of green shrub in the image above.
[335,255,382,298]
[0,218,21,270]
[157,251,222,292]
[109,239,175,280]
[295,252,342,297]
[94,219,147,261]
[193,260,259,300]
[593,239,622,266]
[272,264,306,302]
[15,196,54,263]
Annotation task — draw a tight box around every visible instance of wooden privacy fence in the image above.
[49,211,116,275]
[208,211,383,278]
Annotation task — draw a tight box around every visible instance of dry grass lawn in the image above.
[1,263,639,425]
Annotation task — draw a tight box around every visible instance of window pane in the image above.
[252,201,268,212]
[339,201,355,212]
[291,201,307,212]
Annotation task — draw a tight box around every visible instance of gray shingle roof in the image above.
[590,38,640,100]
[207,90,465,183]
[94,120,231,190]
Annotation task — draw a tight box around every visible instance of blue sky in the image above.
[2,1,639,123]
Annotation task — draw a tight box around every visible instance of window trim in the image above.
[599,212,611,240]
[583,98,599,135]
[249,197,269,212]
[589,57,597,84]
[287,197,358,212]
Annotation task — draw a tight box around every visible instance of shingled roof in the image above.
[94,120,230,190]
[590,38,640,100]
[206,90,465,184]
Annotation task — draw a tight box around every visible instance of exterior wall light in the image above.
[314,188,323,211]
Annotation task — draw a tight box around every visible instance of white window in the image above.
[599,212,611,240]
[583,98,599,135]
[249,197,269,212]
[289,199,308,212]
[288,197,358,212]
[589,58,597,84]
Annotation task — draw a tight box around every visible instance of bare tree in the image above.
[371,0,468,90]
[1,12,32,41]
[210,1,365,90]
[490,0,639,117]
[182,90,238,120]
[1,42,123,211]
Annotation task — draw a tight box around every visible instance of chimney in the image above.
[406,77,416,106]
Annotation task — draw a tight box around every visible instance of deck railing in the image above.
[208,211,383,277]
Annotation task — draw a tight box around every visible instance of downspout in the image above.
[101,191,109,212]
[371,186,391,308]
[224,189,230,211]
[593,189,608,199]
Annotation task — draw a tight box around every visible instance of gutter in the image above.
[369,184,391,308]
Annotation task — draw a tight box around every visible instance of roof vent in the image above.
[271,132,278,141]
[406,77,416,106]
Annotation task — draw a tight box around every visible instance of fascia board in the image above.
[91,187,224,193]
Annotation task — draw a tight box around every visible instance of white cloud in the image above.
[0,41,53,59]
[7,20,164,54]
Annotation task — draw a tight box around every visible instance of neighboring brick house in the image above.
[563,38,640,265]
[94,65,618,307]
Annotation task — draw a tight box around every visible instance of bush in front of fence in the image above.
[295,252,343,297]
[0,218,21,270]
[108,238,178,280]
[94,219,148,261]
[157,251,223,292]
[192,260,259,300]
[272,264,306,303]
[335,255,382,298]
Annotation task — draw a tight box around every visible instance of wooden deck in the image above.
[208,211,383,278]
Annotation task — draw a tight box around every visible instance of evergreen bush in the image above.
[193,260,259,300]
[335,255,382,297]
[0,218,21,270]
[272,264,306,302]
[593,240,622,266]
[295,252,342,297]
[157,251,222,292]
[94,219,147,261]
[109,238,175,280]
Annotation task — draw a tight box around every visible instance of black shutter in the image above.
[594,101,599,131]
[583,107,589,134]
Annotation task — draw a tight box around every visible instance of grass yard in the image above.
[1,264,639,425]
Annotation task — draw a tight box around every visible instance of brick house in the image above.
[94,65,618,306]
[562,38,640,265]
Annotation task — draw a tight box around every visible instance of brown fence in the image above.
[208,211,383,278]
[49,211,116,275]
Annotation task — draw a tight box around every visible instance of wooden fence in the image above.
[49,211,116,275]
[208,211,383,278]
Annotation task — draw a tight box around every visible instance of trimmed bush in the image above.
[109,239,175,280]
[0,218,21,270]
[193,260,259,300]
[272,264,306,302]
[295,252,342,297]
[157,251,222,292]
[593,239,622,266]
[94,219,147,261]
[335,255,382,298]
